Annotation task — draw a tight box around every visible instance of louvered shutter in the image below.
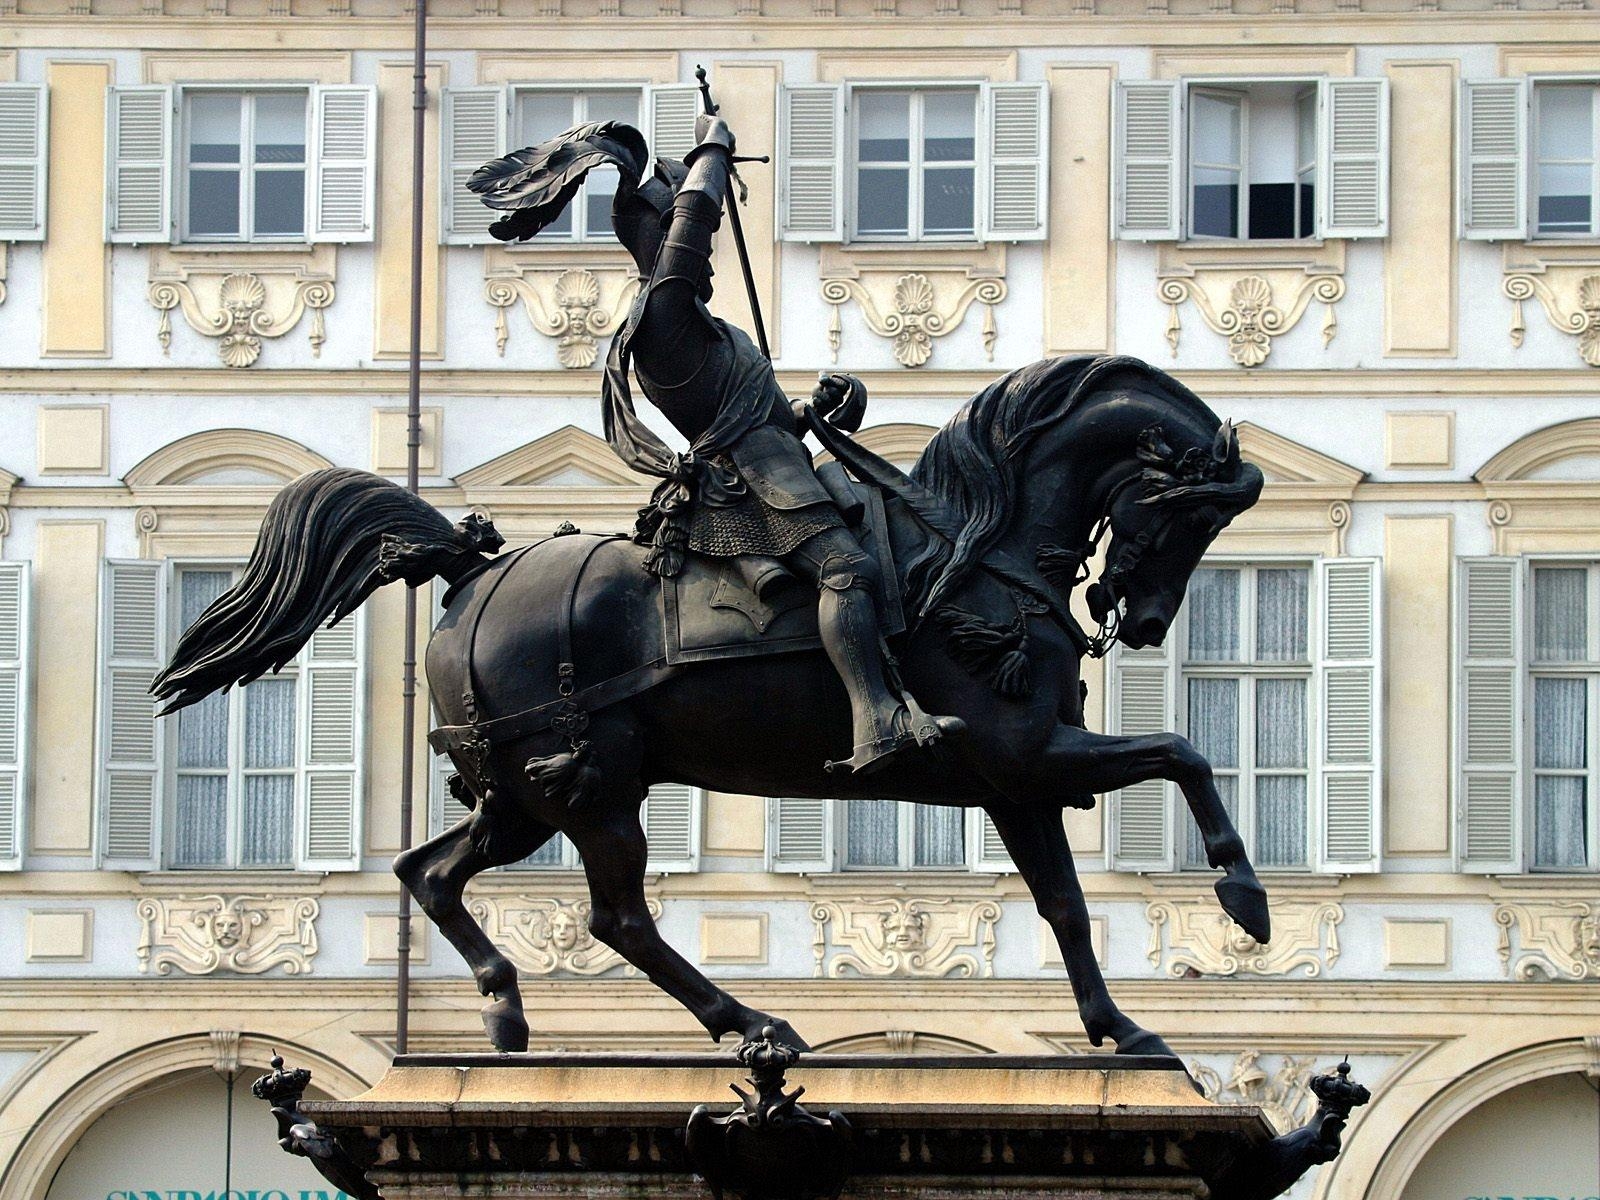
[309,85,376,243]
[643,782,699,872]
[1460,80,1527,241]
[970,809,1015,872]
[442,86,506,245]
[1113,81,1181,241]
[99,561,165,870]
[0,85,47,243]
[0,564,28,870]
[1317,78,1389,239]
[1109,640,1178,871]
[105,85,173,244]
[980,81,1047,242]
[767,797,835,872]
[648,84,700,163]
[296,611,364,871]
[1458,558,1522,874]
[778,84,844,242]
[1316,558,1381,873]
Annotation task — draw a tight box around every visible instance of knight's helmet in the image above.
[466,121,689,282]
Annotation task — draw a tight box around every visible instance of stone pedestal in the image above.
[297,1053,1279,1200]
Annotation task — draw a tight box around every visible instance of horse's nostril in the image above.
[1134,616,1167,646]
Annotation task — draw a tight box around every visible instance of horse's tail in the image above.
[152,467,501,715]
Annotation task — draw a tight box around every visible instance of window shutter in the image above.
[1460,79,1527,241]
[981,81,1048,242]
[648,84,700,163]
[0,85,48,243]
[99,561,165,870]
[296,611,365,871]
[0,563,28,870]
[105,85,173,244]
[1109,640,1178,871]
[1458,558,1522,874]
[309,84,376,243]
[767,796,836,872]
[1316,557,1382,873]
[778,84,844,243]
[442,86,506,246]
[1317,78,1389,239]
[970,809,1016,873]
[643,782,699,872]
[1113,81,1181,241]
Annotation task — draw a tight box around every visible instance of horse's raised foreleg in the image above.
[1003,722,1269,943]
[394,815,557,1052]
[570,803,812,1050]
[983,802,1172,1056]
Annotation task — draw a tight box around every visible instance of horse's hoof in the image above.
[482,998,530,1053]
[1115,1029,1176,1058]
[1216,875,1271,944]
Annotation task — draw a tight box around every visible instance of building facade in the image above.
[1,4,1599,1198]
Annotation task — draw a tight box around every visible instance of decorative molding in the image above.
[148,249,336,368]
[1495,900,1600,981]
[1502,246,1600,367]
[813,1030,993,1055]
[455,424,648,489]
[1159,271,1345,367]
[822,271,1006,368]
[1189,1050,1319,1134]
[124,428,332,487]
[1477,416,1600,481]
[1146,899,1342,978]
[483,264,639,365]
[135,895,319,976]
[810,897,1001,979]
[209,1028,242,1078]
[468,895,660,976]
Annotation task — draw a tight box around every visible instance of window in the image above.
[1529,563,1599,869]
[1114,77,1388,242]
[1533,83,1598,238]
[852,88,978,242]
[0,84,48,243]
[768,797,1012,873]
[514,88,643,242]
[1180,565,1313,869]
[844,800,966,869]
[182,90,308,243]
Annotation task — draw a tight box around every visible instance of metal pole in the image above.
[222,1070,235,1200]
[396,0,427,1057]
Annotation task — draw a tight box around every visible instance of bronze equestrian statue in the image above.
[153,108,1268,1060]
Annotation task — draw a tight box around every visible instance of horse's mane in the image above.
[907,354,1222,616]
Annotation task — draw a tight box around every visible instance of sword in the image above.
[694,65,771,361]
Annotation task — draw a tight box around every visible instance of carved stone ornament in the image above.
[135,894,319,976]
[822,272,1006,368]
[1190,1050,1319,1134]
[810,898,1001,979]
[1146,899,1342,978]
[483,265,639,365]
[468,895,660,976]
[1159,272,1344,367]
[1495,899,1600,980]
[1504,270,1600,367]
[148,269,334,368]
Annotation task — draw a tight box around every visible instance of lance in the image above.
[694,65,771,360]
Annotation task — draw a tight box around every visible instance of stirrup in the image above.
[824,707,966,778]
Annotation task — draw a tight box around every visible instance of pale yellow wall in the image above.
[374,62,446,361]
[1044,64,1114,356]
[1383,515,1454,858]
[1384,61,1457,358]
[40,62,109,359]
[30,522,103,856]
[712,62,782,360]
[703,791,766,857]
[364,583,433,856]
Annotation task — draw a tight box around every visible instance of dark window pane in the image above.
[1257,569,1310,662]
[1255,679,1307,770]
[856,168,909,236]
[1255,776,1308,868]
[1298,182,1315,239]
[1187,677,1239,769]
[178,690,229,770]
[1187,568,1240,662]
[189,93,241,164]
[1534,775,1588,869]
[922,166,974,235]
[254,169,305,236]
[1192,171,1239,239]
[846,799,898,866]
[1534,677,1587,770]
[857,92,910,163]
[913,804,964,867]
[244,679,295,768]
[923,91,975,162]
[254,93,306,164]
[1534,567,1588,661]
[1247,182,1296,239]
[241,775,294,867]
[189,170,241,237]
[173,775,227,867]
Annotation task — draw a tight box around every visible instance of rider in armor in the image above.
[469,112,961,776]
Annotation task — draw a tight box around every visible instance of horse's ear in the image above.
[1211,420,1240,472]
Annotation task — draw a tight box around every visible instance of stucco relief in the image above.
[484,265,639,365]
[148,256,335,368]
[135,895,319,976]
[821,271,1006,368]
[469,895,660,976]
[810,898,1001,979]
[1495,900,1600,980]
[1504,269,1600,367]
[1158,272,1345,367]
[1146,900,1342,978]
[1190,1050,1319,1134]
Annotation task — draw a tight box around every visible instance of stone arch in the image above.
[124,429,332,487]
[0,1031,371,1200]
[1477,416,1600,481]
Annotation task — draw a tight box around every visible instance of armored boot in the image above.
[815,553,965,776]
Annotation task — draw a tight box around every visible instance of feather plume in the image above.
[466,121,650,243]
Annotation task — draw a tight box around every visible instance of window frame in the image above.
[164,559,300,871]
[845,80,983,246]
[1529,78,1600,242]
[1174,556,1318,872]
[177,84,311,246]
[509,83,646,245]
[1523,557,1600,873]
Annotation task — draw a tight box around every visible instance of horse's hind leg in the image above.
[394,815,557,1052]
[983,802,1173,1057]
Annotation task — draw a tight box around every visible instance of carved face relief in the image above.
[881,906,928,952]
[1577,911,1600,965]
[548,907,584,953]
[1225,922,1260,956]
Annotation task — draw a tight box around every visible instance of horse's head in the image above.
[1087,420,1263,650]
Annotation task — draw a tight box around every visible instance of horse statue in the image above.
[152,352,1266,1060]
